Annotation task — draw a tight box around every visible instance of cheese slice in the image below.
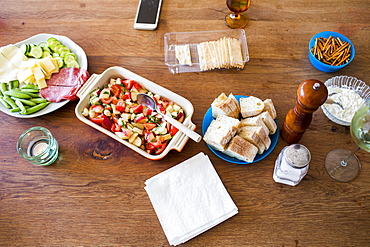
[19,59,37,69]
[37,78,47,89]
[41,57,58,74]
[0,44,27,68]
[17,67,33,82]
[0,53,19,81]
[50,58,59,73]
[24,76,36,85]
[32,66,45,81]
[175,44,192,66]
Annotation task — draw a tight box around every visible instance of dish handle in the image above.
[77,73,101,99]
[170,121,197,152]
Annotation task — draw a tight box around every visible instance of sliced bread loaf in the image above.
[240,96,265,118]
[240,114,270,137]
[242,125,271,150]
[237,126,265,154]
[263,99,277,119]
[223,135,258,163]
[203,115,241,151]
[211,93,240,119]
[260,111,277,134]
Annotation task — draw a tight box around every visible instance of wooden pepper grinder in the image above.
[281,79,328,144]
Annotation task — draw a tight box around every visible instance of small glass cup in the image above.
[273,144,311,186]
[17,126,59,166]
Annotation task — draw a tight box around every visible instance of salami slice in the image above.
[40,68,89,102]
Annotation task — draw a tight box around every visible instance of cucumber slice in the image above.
[63,53,77,64]
[29,46,43,59]
[53,44,64,53]
[49,40,62,51]
[20,44,30,55]
[64,52,76,58]
[66,60,80,68]
[38,42,48,48]
[39,44,51,53]
[60,51,68,58]
[47,37,58,46]
[42,51,51,58]
[55,57,64,68]
[59,46,71,54]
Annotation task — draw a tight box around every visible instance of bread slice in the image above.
[263,99,277,119]
[211,93,240,119]
[242,125,271,150]
[260,111,277,134]
[223,135,258,163]
[241,115,270,137]
[237,126,265,154]
[239,96,265,118]
[203,115,241,151]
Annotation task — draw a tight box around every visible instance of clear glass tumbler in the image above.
[17,126,59,166]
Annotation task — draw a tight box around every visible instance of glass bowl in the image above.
[321,75,370,126]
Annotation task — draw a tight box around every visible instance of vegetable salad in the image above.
[82,78,185,155]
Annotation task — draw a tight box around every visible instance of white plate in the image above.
[0,33,88,118]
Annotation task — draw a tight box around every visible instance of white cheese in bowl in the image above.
[324,87,365,123]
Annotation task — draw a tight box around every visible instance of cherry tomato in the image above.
[123,79,135,90]
[90,105,104,113]
[157,104,166,114]
[144,122,157,131]
[169,126,179,136]
[111,123,121,132]
[115,100,126,112]
[90,115,104,125]
[110,84,122,98]
[132,104,143,113]
[152,142,168,155]
[131,82,142,92]
[101,97,113,104]
[143,106,153,116]
[115,105,125,112]
[122,92,131,100]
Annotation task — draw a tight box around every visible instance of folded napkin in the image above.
[144,152,238,246]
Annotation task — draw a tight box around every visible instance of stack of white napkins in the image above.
[144,152,238,246]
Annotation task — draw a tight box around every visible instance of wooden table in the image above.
[1,0,369,246]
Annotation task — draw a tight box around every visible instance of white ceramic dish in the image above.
[0,33,88,118]
[164,29,249,74]
[321,75,370,126]
[75,66,196,160]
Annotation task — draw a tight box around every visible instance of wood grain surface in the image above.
[1,0,369,246]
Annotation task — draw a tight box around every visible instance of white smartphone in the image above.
[134,0,163,30]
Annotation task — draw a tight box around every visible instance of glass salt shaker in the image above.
[273,144,311,186]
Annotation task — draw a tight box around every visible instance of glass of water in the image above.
[17,126,59,166]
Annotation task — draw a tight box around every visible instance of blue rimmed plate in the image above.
[202,95,279,164]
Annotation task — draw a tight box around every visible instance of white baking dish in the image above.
[75,66,196,160]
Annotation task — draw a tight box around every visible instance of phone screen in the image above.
[136,0,161,24]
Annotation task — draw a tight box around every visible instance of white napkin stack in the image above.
[144,152,238,246]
